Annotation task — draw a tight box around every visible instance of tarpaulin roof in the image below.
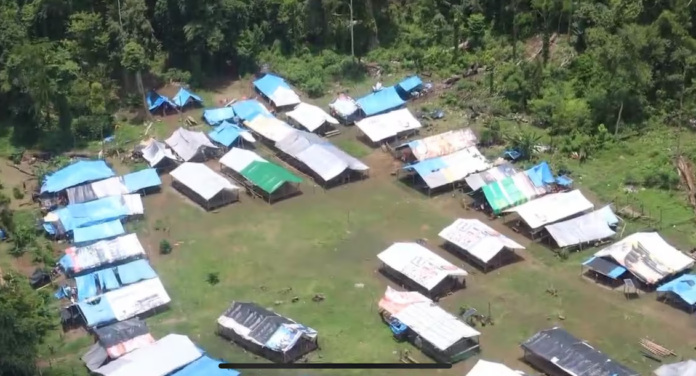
[582,256,627,279]
[48,195,142,233]
[82,343,108,372]
[116,259,157,285]
[377,287,479,351]
[165,128,217,162]
[124,169,161,192]
[377,242,468,291]
[95,334,202,376]
[41,160,115,193]
[356,86,406,116]
[654,360,696,376]
[438,218,524,264]
[465,163,518,191]
[208,121,255,147]
[401,129,478,161]
[220,148,301,194]
[355,108,421,142]
[546,206,617,248]
[482,172,548,214]
[75,259,156,302]
[286,102,339,132]
[594,232,693,284]
[171,88,202,107]
[140,139,176,167]
[244,116,296,142]
[275,130,369,181]
[505,190,594,229]
[59,234,145,276]
[78,277,170,327]
[397,75,424,92]
[94,318,150,349]
[146,91,176,112]
[657,274,696,306]
[218,302,317,353]
[408,146,490,189]
[329,94,359,117]
[203,107,236,126]
[66,177,128,204]
[172,356,240,376]
[231,99,271,121]
[521,327,639,376]
[466,360,523,376]
[378,286,433,315]
[525,161,555,187]
[170,162,239,201]
[73,220,125,244]
[254,74,301,107]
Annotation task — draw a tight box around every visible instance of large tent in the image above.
[171,87,202,108]
[75,259,157,301]
[405,146,490,193]
[66,169,161,204]
[253,74,301,108]
[93,318,155,359]
[545,205,618,248]
[355,108,421,143]
[230,99,272,121]
[138,139,178,168]
[220,148,302,203]
[244,115,297,143]
[286,102,339,133]
[41,160,115,194]
[356,86,406,116]
[465,163,518,192]
[170,162,239,210]
[657,274,696,312]
[396,75,424,95]
[397,128,478,162]
[146,91,176,114]
[505,190,594,230]
[207,121,255,148]
[44,194,143,235]
[59,233,145,276]
[202,107,236,126]
[482,172,548,214]
[73,220,126,244]
[165,128,218,162]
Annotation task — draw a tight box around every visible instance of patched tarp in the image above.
[66,177,128,204]
[397,75,424,92]
[41,160,115,193]
[356,86,406,116]
[377,242,468,291]
[330,94,359,118]
[165,128,217,162]
[95,318,155,359]
[505,190,594,229]
[286,102,338,132]
[47,195,142,233]
[546,206,617,247]
[521,327,639,376]
[172,355,240,376]
[140,139,177,167]
[244,116,296,142]
[220,148,301,194]
[208,121,255,147]
[465,163,518,191]
[401,129,477,161]
[439,218,524,264]
[582,256,627,279]
[253,74,301,107]
[231,99,271,121]
[407,146,490,189]
[203,107,236,126]
[59,234,145,275]
[73,220,125,244]
[171,88,202,108]
[75,259,156,302]
[123,169,161,192]
[482,172,548,214]
[355,108,421,142]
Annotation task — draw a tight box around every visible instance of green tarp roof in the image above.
[239,160,302,194]
[482,174,535,214]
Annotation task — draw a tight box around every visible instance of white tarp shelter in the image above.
[545,206,617,248]
[269,86,301,107]
[417,147,491,189]
[439,219,524,264]
[98,278,169,321]
[61,233,145,275]
[654,360,696,376]
[94,334,202,376]
[466,360,525,376]
[165,128,217,162]
[356,108,422,142]
[219,148,267,172]
[123,194,144,215]
[404,129,478,161]
[505,190,594,229]
[244,116,297,142]
[140,139,177,167]
[594,232,694,284]
[286,102,338,132]
[170,162,238,201]
[67,177,128,204]
[275,130,368,181]
[377,242,467,291]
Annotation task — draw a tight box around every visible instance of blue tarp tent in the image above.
[357,86,406,116]
[657,274,696,306]
[397,75,424,93]
[78,295,116,326]
[172,356,240,376]
[172,88,203,108]
[231,99,272,121]
[116,259,157,285]
[253,74,290,97]
[41,160,115,194]
[123,168,161,192]
[203,107,236,126]
[208,122,243,147]
[75,268,120,301]
[52,195,130,232]
[147,91,176,112]
[525,162,555,187]
[73,220,125,244]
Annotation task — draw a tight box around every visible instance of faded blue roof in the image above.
[657,274,696,305]
[53,195,130,232]
[208,122,242,147]
[172,88,202,107]
[407,156,448,177]
[78,294,116,327]
[596,205,620,226]
[583,256,627,279]
[203,107,236,126]
[525,161,555,187]
[116,259,157,285]
[75,268,120,301]
[147,91,176,112]
[41,160,115,193]
[253,74,290,97]
[397,75,423,92]
[231,99,271,121]
[356,86,406,116]
[73,220,125,244]
[123,168,161,192]
[172,355,239,376]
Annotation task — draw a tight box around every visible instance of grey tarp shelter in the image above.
[82,343,109,372]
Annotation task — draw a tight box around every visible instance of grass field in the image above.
[2,79,696,376]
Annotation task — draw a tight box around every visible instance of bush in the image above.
[206,272,220,286]
[159,239,172,255]
[12,187,24,200]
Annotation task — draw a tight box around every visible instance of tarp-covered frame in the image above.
[441,240,521,273]
[219,163,301,204]
[171,179,238,211]
[656,274,696,313]
[272,149,369,189]
[378,260,463,301]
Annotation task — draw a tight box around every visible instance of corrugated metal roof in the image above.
[377,242,467,290]
[438,219,524,263]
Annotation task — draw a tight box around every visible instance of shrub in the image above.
[12,187,24,200]
[206,272,220,286]
[159,239,172,255]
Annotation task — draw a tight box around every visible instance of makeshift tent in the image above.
[439,218,524,270]
[170,162,239,210]
[466,360,524,376]
[77,277,170,327]
[208,121,255,147]
[41,160,115,194]
[356,86,406,116]
[171,88,202,108]
[593,232,693,285]
[67,170,161,204]
[203,107,236,126]
[83,343,109,371]
[397,129,477,162]
[45,195,143,234]
[654,360,696,376]
[75,259,157,301]
[521,327,639,376]
[545,206,618,248]
[231,99,271,121]
[465,163,518,191]
[329,94,360,124]
[355,108,421,143]
[73,220,126,244]
[138,139,177,168]
[94,334,202,376]
[482,172,548,214]
[123,169,161,192]
[286,102,339,133]
[165,128,218,162]
[220,148,301,203]
[217,302,318,363]
[377,242,467,298]
[405,146,490,191]
[525,161,555,188]
[505,190,594,230]
[146,91,176,113]
[582,256,627,281]
[657,274,696,312]
[396,75,424,94]
[275,130,369,184]
[253,74,301,107]
[94,318,155,359]
[172,356,240,376]
[378,287,480,363]
[244,115,296,142]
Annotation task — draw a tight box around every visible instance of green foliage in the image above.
[206,272,220,286]
[12,186,24,200]
[159,239,172,255]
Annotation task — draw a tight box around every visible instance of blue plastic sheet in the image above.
[116,259,157,285]
[41,160,115,193]
[525,162,555,187]
[253,74,290,97]
[406,157,448,176]
[172,356,240,376]
[78,297,116,327]
[124,168,161,192]
[208,122,242,147]
[76,268,120,301]
[231,100,271,121]
[203,107,236,125]
[356,86,406,116]
[147,91,176,112]
[657,274,696,305]
[54,196,129,232]
[73,220,125,244]
[172,88,202,107]
[397,75,423,93]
